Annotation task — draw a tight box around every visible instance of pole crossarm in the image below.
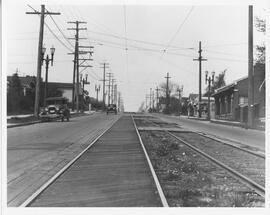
[26,4,60,117]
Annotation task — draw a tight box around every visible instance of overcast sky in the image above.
[4,0,266,111]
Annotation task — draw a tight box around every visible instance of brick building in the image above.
[212,63,265,124]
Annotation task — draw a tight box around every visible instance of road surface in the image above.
[154,114,265,152]
[7,112,119,206]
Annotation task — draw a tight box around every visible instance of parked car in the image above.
[107,104,117,115]
[39,97,70,122]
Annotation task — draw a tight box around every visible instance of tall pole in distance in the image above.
[145,95,148,111]
[165,72,171,113]
[155,87,159,112]
[26,5,60,117]
[100,63,109,109]
[193,41,207,118]
[111,79,115,104]
[67,21,87,113]
[107,73,113,105]
[152,90,155,110]
[149,88,152,111]
[248,5,254,128]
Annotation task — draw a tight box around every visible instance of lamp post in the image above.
[205,71,215,120]
[177,85,183,116]
[95,84,101,101]
[42,45,55,106]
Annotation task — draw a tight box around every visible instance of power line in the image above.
[47,10,75,49]
[86,29,195,50]
[160,6,195,59]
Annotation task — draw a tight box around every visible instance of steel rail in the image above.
[131,115,169,207]
[168,132,265,198]
[150,114,265,159]
[137,115,265,198]
[19,115,122,207]
[195,131,265,159]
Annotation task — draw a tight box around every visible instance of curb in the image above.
[210,119,243,128]
[7,121,41,128]
[7,112,97,129]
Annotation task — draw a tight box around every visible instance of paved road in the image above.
[7,112,119,206]
[154,114,265,152]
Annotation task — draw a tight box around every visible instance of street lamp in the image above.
[177,85,183,116]
[205,71,215,120]
[42,45,55,106]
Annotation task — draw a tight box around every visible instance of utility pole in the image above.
[152,90,155,110]
[106,73,113,105]
[100,63,109,109]
[193,41,207,118]
[248,5,254,128]
[149,88,152,111]
[114,84,117,104]
[165,72,171,114]
[145,95,148,111]
[155,87,160,111]
[26,5,60,117]
[67,21,90,113]
[111,79,116,104]
[95,84,100,101]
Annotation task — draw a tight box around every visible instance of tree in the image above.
[158,80,181,114]
[7,73,23,113]
[204,70,226,96]
[255,17,265,64]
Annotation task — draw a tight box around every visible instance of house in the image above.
[212,63,265,124]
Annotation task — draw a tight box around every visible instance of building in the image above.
[46,82,74,102]
[212,63,265,125]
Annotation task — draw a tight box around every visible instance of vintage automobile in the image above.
[39,97,70,122]
[106,104,117,115]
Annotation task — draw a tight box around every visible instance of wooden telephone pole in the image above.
[248,5,254,128]
[165,72,171,113]
[26,5,60,117]
[193,41,207,118]
[100,63,109,109]
[68,21,92,112]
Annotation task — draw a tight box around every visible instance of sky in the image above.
[3,0,267,111]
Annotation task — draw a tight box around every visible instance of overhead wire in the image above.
[160,6,195,60]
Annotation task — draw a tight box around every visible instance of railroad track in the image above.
[20,115,167,207]
[132,114,265,199]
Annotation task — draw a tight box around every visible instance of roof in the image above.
[213,75,248,96]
